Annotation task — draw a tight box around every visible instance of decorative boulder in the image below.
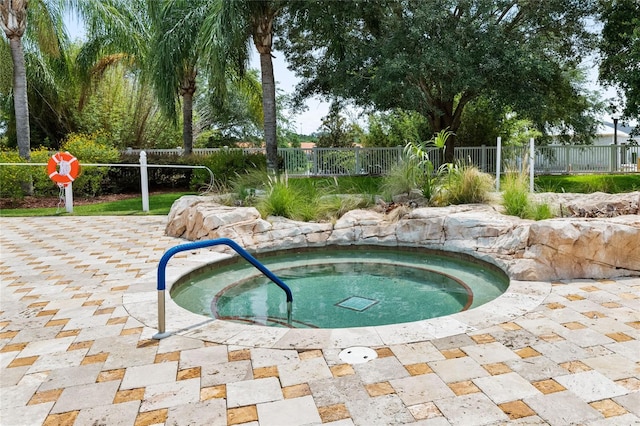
[165,195,640,281]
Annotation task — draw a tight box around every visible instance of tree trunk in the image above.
[182,91,194,155]
[9,35,30,161]
[259,51,277,173]
[444,133,456,163]
[253,9,278,173]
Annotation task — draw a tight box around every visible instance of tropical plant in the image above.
[75,63,180,149]
[200,0,284,172]
[147,0,200,154]
[194,69,264,146]
[1,0,34,160]
[403,129,451,201]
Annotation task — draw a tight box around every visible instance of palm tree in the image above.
[1,0,33,161]
[1,0,144,160]
[201,0,283,172]
[147,0,203,155]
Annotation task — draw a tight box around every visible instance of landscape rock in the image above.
[165,194,640,281]
[534,191,640,217]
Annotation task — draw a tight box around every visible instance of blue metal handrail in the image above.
[153,238,293,339]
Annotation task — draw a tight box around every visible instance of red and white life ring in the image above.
[47,152,80,186]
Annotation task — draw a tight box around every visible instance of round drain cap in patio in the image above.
[339,347,378,364]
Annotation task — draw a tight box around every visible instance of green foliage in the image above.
[502,171,555,220]
[257,174,313,221]
[195,149,266,188]
[501,114,543,147]
[535,174,640,194]
[0,150,33,198]
[397,129,452,201]
[76,66,181,149]
[232,173,376,222]
[53,132,120,197]
[278,149,308,174]
[456,97,505,146]
[280,0,600,159]
[502,171,531,218]
[316,103,360,148]
[363,109,430,148]
[1,132,119,199]
[530,202,554,221]
[314,194,373,222]
[599,0,640,121]
[437,164,494,206]
[317,151,357,175]
[381,157,422,199]
[0,192,193,217]
[105,153,202,194]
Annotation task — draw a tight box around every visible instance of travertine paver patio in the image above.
[1,216,639,426]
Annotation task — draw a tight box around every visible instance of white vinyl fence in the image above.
[126,143,640,177]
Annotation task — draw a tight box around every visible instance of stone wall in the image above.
[165,195,640,281]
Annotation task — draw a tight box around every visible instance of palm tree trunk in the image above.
[182,91,194,155]
[9,35,30,161]
[259,51,277,173]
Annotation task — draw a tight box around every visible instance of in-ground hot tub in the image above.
[170,246,510,329]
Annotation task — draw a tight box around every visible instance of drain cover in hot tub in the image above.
[339,347,378,364]
[336,296,379,312]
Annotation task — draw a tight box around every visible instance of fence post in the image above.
[140,151,150,212]
[529,138,535,192]
[355,147,361,174]
[312,148,318,175]
[495,137,501,191]
[65,183,73,213]
[480,145,487,172]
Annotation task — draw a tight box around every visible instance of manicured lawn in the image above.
[535,174,640,193]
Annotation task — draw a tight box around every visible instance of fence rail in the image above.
[4,144,639,181]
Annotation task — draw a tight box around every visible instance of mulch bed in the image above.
[0,193,142,209]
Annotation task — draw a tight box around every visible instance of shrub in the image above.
[530,202,554,220]
[502,171,530,217]
[381,158,421,199]
[50,132,120,197]
[0,151,34,198]
[438,164,494,205]
[502,170,555,220]
[105,152,202,194]
[196,149,266,188]
[257,175,311,220]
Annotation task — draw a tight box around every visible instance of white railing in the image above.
[277,146,404,176]
[123,147,265,156]
[5,143,637,184]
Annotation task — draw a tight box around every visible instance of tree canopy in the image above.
[280,0,601,159]
[598,0,640,124]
